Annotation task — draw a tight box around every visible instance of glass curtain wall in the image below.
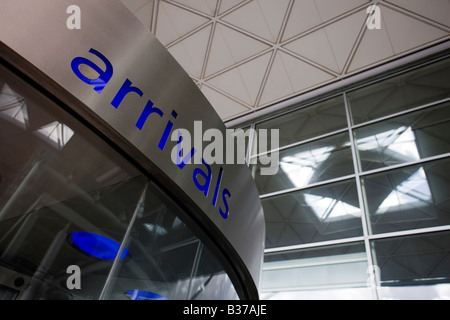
[247,54,450,300]
[0,63,238,300]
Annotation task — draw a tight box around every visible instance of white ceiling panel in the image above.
[133,1,154,29]
[348,18,395,72]
[121,0,154,29]
[284,9,367,73]
[382,5,448,53]
[155,1,209,45]
[260,51,335,105]
[205,23,270,76]
[387,0,450,27]
[121,0,450,121]
[219,0,248,15]
[200,85,251,119]
[349,4,448,72]
[222,0,291,43]
[173,0,218,16]
[167,25,212,78]
[284,29,341,73]
[121,0,153,13]
[314,0,369,22]
[282,0,323,41]
[207,52,271,106]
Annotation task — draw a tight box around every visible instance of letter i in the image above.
[158,110,178,151]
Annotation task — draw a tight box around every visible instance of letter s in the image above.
[71,48,113,93]
[219,189,231,219]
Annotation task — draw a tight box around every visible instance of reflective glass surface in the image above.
[0,64,144,299]
[251,132,354,195]
[261,243,370,299]
[0,63,239,300]
[372,231,450,299]
[362,158,450,234]
[347,57,450,125]
[252,55,450,299]
[101,184,238,300]
[354,102,450,172]
[262,179,362,248]
[254,95,347,153]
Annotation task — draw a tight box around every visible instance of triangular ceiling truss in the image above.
[121,0,450,121]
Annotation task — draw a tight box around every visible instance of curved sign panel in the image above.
[0,0,265,297]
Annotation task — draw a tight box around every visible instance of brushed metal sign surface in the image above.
[0,0,265,296]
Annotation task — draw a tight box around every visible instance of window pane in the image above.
[347,58,450,125]
[362,158,450,234]
[261,243,371,299]
[354,101,450,172]
[100,183,239,300]
[254,95,347,153]
[262,179,362,248]
[251,132,354,195]
[187,244,239,300]
[372,231,450,299]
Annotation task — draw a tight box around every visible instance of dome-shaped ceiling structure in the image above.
[121,0,450,122]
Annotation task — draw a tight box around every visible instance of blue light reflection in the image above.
[69,232,129,260]
[125,290,169,300]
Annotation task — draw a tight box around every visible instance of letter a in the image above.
[66,265,81,289]
[193,159,212,197]
[71,48,113,93]
[67,5,81,30]
[171,130,196,169]
[366,5,381,30]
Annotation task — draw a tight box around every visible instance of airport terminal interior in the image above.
[0,0,450,300]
